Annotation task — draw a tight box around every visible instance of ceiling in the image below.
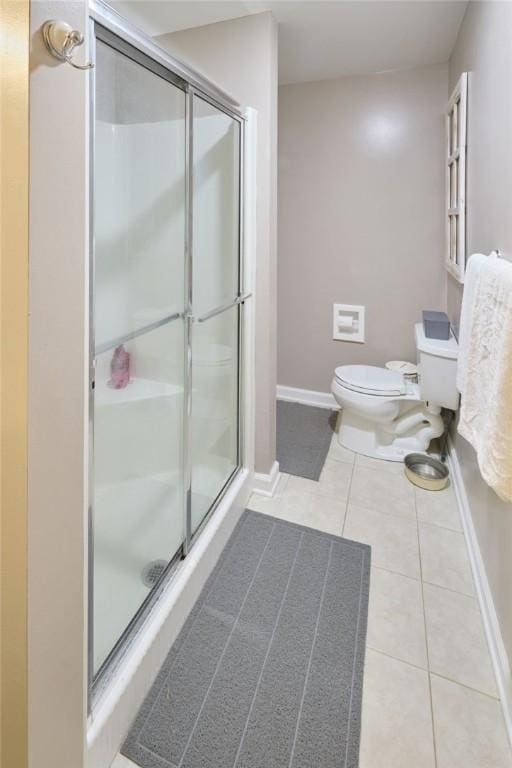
[111,0,468,84]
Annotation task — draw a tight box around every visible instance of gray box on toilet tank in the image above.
[422,310,451,340]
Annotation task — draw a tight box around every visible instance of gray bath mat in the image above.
[122,509,370,768]
[277,400,337,480]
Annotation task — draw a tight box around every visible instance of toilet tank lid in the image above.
[414,323,459,360]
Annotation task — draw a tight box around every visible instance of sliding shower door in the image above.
[90,20,246,687]
[190,96,242,533]
[92,37,187,676]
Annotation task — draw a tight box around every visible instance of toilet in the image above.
[331,323,459,461]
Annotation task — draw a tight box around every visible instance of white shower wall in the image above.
[192,108,240,314]
[93,107,241,671]
[94,117,185,492]
[190,104,241,530]
[93,118,187,672]
[94,119,186,351]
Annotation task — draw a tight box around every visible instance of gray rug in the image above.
[122,509,370,768]
[277,400,337,480]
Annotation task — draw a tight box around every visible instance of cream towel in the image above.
[456,253,487,394]
[458,253,512,501]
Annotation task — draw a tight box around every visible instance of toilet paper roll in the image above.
[338,315,354,330]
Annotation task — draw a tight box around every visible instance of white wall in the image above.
[157,11,279,475]
[28,2,89,766]
[277,64,448,392]
[448,0,512,669]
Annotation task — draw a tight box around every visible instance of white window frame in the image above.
[445,72,468,283]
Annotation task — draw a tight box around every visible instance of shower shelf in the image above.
[95,378,182,407]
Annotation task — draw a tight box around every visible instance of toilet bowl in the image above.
[330,324,459,462]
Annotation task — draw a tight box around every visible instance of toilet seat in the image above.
[334,365,405,397]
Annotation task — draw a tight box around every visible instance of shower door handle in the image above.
[95,311,182,356]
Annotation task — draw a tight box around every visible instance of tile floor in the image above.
[113,432,512,768]
[247,433,512,768]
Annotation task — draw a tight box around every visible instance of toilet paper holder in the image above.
[333,304,365,343]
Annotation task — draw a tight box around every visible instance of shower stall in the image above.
[89,9,250,685]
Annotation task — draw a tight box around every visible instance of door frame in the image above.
[1,1,30,765]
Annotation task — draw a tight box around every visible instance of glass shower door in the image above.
[90,23,246,685]
[190,96,242,533]
[92,38,187,675]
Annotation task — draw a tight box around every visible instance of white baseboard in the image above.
[252,460,281,497]
[276,385,339,410]
[447,436,512,746]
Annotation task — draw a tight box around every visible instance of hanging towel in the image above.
[456,253,487,394]
[458,253,512,502]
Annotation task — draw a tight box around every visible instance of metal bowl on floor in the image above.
[404,453,449,491]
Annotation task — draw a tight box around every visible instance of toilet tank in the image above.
[414,323,459,411]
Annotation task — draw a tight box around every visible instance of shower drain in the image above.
[141,559,168,588]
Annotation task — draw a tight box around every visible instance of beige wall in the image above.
[1,1,29,765]
[278,65,447,392]
[448,1,512,666]
[158,12,278,474]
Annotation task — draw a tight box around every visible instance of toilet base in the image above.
[337,404,444,462]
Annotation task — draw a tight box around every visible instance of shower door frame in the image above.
[88,0,250,702]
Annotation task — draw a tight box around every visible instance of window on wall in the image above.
[446,72,468,283]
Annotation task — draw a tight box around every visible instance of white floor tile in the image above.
[431,675,512,768]
[327,433,356,464]
[419,523,475,596]
[286,457,353,500]
[350,464,416,519]
[415,484,462,531]
[355,452,405,475]
[344,504,420,578]
[359,649,435,768]
[367,567,427,668]
[246,492,281,515]
[251,487,346,535]
[423,583,497,697]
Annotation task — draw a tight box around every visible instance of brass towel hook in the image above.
[42,20,94,70]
